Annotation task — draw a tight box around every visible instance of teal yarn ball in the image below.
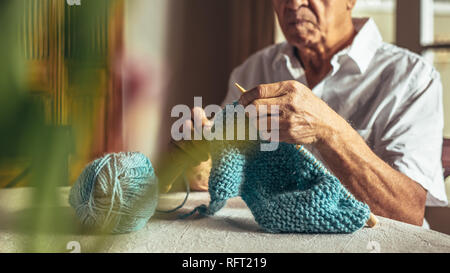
[69,152,158,234]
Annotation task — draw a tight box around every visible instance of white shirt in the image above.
[223,18,448,207]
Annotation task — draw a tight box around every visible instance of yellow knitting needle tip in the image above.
[367,213,379,228]
[235,83,247,94]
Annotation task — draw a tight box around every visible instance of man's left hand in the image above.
[238,80,345,145]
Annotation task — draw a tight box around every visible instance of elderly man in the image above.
[186,0,447,227]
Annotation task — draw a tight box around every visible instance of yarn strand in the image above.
[156,174,191,214]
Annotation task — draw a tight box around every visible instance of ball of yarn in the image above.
[69,152,158,234]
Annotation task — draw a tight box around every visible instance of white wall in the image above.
[125,0,169,64]
[123,0,170,162]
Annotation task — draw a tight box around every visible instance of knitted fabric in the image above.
[185,103,371,234]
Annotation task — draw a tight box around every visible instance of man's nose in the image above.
[285,0,308,10]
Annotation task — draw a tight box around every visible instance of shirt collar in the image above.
[272,42,303,78]
[346,18,383,74]
[272,17,383,75]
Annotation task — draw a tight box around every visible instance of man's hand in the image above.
[172,107,213,166]
[238,80,344,145]
[167,107,213,192]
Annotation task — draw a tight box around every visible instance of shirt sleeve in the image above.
[375,69,448,206]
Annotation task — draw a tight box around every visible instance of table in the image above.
[0,187,449,253]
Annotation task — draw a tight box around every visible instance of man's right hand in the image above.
[171,107,213,167]
[168,107,213,191]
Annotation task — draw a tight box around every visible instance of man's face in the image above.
[272,0,353,48]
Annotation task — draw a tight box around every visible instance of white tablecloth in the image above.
[0,187,449,253]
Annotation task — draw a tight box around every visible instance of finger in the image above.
[260,130,281,142]
[183,118,194,140]
[259,124,317,144]
[263,130,294,143]
[249,116,289,131]
[175,119,198,141]
[266,116,291,131]
[186,110,211,161]
[249,98,282,119]
[192,107,213,126]
[191,107,204,133]
[192,107,213,138]
[238,82,287,106]
[244,100,278,120]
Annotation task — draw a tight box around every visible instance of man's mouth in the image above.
[288,19,315,26]
[285,6,318,27]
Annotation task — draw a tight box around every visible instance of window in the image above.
[353,0,396,43]
[433,0,450,139]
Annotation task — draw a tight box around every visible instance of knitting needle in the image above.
[367,213,379,228]
[235,82,379,228]
[235,83,247,94]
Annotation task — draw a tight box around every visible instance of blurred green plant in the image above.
[0,0,116,252]
[0,0,207,253]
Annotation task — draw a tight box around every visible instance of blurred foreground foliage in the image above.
[0,0,114,252]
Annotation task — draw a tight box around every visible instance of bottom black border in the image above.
[0,253,447,272]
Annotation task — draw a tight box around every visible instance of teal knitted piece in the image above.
[185,103,371,234]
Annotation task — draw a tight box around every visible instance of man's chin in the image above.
[284,28,320,48]
[287,35,319,49]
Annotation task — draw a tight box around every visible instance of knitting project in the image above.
[185,103,371,233]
